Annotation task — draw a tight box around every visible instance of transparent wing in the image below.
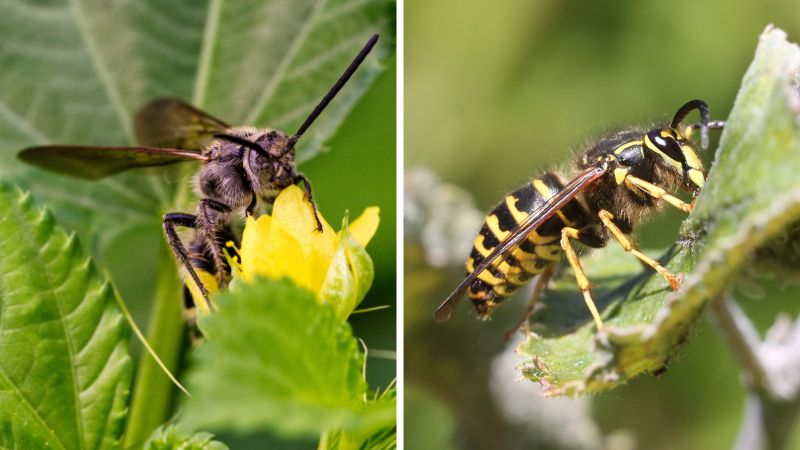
[19,145,208,180]
[134,98,230,150]
[434,165,609,322]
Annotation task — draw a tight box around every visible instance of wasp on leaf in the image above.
[435,100,725,335]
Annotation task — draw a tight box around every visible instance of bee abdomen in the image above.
[466,172,592,317]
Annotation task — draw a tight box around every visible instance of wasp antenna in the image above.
[671,99,710,150]
[289,34,380,148]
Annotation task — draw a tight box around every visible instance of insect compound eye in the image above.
[646,129,686,166]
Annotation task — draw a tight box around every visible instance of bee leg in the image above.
[163,213,214,312]
[598,210,681,290]
[294,173,323,232]
[561,227,604,330]
[503,267,554,341]
[198,199,232,282]
[624,175,693,213]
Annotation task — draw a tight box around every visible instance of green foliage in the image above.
[0,181,132,449]
[518,27,800,395]
[325,387,397,450]
[143,424,228,450]
[182,278,395,438]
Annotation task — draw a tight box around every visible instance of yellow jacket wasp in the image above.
[19,35,379,316]
[435,100,725,332]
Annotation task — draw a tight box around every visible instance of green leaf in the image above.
[320,216,376,319]
[0,180,132,449]
[324,386,396,450]
[518,26,800,395]
[0,0,394,262]
[181,278,390,437]
[143,424,228,450]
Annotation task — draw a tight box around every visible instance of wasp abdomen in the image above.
[466,172,595,317]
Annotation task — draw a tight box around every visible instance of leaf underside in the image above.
[518,26,800,395]
[0,182,132,450]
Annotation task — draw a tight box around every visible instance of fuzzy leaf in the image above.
[0,181,132,449]
[518,26,800,395]
[181,278,392,437]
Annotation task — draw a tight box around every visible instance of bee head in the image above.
[248,130,296,188]
[216,131,297,191]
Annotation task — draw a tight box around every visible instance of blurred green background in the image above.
[405,1,800,449]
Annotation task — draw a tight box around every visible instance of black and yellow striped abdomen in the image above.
[466,173,596,317]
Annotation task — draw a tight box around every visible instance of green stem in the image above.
[123,245,186,447]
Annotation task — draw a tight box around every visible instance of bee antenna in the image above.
[671,99,710,150]
[288,34,380,149]
[214,133,270,158]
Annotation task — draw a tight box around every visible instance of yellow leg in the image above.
[560,227,604,330]
[598,210,681,290]
[503,267,554,341]
[625,175,693,213]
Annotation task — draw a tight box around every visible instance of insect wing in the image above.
[434,165,608,322]
[18,145,207,180]
[134,98,229,150]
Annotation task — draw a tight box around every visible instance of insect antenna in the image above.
[213,132,271,158]
[671,99,710,149]
[287,34,380,149]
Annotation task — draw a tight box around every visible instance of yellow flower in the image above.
[198,185,378,319]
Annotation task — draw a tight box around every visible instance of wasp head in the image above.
[642,126,706,192]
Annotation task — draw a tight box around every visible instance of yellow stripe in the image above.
[528,231,557,245]
[467,257,507,285]
[535,244,562,261]
[477,268,504,285]
[486,214,509,241]
[613,140,643,154]
[473,235,493,257]
[556,210,575,226]
[534,178,574,225]
[644,134,682,171]
[532,179,552,199]
[505,195,528,223]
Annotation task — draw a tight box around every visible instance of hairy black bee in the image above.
[19,35,379,315]
[434,100,725,332]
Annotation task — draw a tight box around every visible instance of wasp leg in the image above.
[625,175,693,213]
[503,267,554,341]
[598,210,681,290]
[198,199,232,282]
[561,227,604,330]
[163,212,214,312]
[294,173,323,232]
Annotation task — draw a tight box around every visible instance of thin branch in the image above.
[710,292,800,450]
[709,293,770,391]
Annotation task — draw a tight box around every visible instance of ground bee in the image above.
[19,34,379,315]
[434,100,725,333]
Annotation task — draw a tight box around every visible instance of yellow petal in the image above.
[239,215,271,282]
[349,207,380,248]
[272,185,338,293]
[263,218,312,291]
